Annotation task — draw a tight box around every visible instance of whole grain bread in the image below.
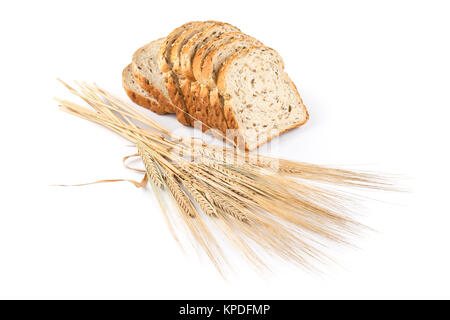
[132,38,175,113]
[217,46,308,150]
[122,64,165,115]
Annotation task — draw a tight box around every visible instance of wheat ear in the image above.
[206,189,250,223]
[183,180,218,217]
[136,142,164,188]
[164,173,196,218]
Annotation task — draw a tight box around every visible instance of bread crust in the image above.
[168,21,218,127]
[158,21,199,73]
[200,37,263,88]
[190,85,226,133]
[165,22,215,126]
[159,22,204,125]
[181,24,241,132]
[200,47,217,87]
[179,77,199,126]
[165,70,192,125]
[180,23,240,81]
[131,49,176,114]
[124,86,165,115]
[191,32,244,84]
[122,65,166,115]
[192,32,237,81]
[170,22,211,76]
[185,80,206,128]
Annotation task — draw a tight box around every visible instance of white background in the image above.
[0,0,449,299]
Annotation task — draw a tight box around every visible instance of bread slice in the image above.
[132,38,175,113]
[122,64,165,115]
[196,37,264,132]
[217,47,308,150]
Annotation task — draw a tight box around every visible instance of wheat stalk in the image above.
[56,80,398,275]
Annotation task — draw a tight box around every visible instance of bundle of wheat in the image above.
[56,80,395,276]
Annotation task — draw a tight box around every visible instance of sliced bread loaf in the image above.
[122,64,165,115]
[217,47,308,150]
[132,38,175,113]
